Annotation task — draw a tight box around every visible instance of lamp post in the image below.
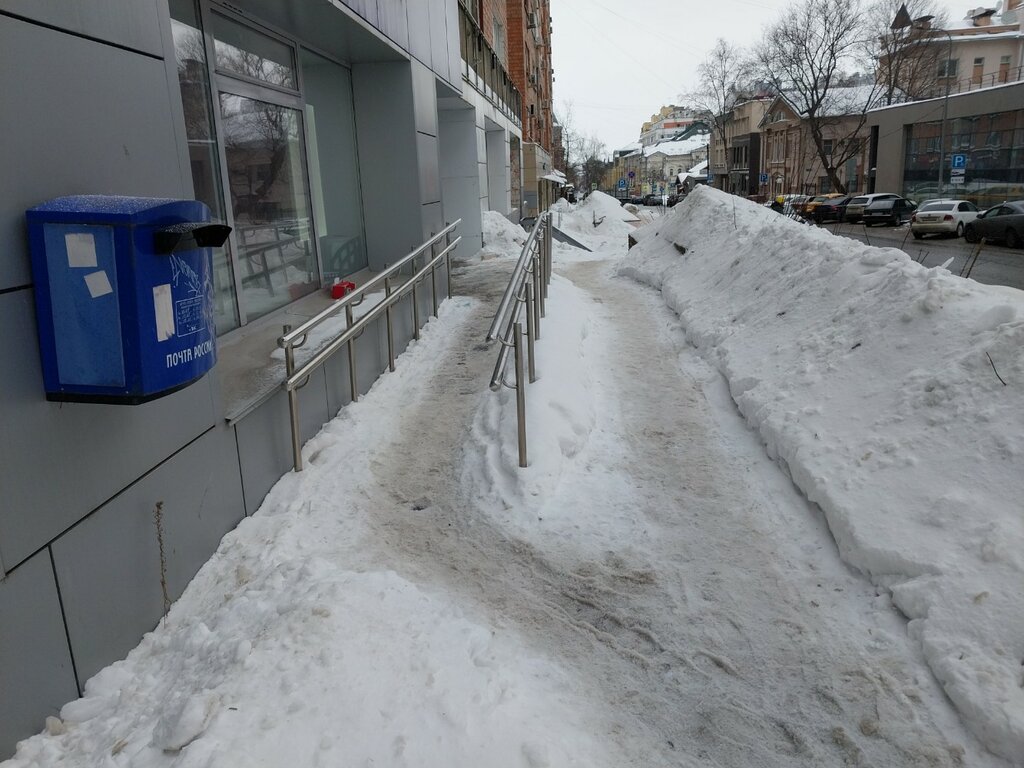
[891,4,953,198]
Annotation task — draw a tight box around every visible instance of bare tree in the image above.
[864,0,950,103]
[753,0,879,194]
[683,40,751,187]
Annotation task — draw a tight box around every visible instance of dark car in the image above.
[964,201,1024,248]
[863,197,917,226]
[666,194,679,207]
[813,195,852,223]
[643,193,664,206]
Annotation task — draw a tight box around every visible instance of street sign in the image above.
[617,178,626,189]
[759,172,769,184]
[950,174,966,184]
[951,154,967,169]
[628,171,635,179]
[950,167,966,177]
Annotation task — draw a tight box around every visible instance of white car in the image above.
[910,199,980,239]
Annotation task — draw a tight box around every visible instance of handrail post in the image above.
[525,282,537,383]
[411,247,421,341]
[514,321,527,468]
[429,232,439,317]
[544,213,552,295]
[534,248,544,325]
[384,276,396,372]
[345,304,358,403]
[444,224,453,299]
[283,324,302,472]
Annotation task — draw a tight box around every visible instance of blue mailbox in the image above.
[26,195,230,404]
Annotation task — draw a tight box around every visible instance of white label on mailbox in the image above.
[154,283,175,341]
[65,232,98,268]
[84,270,113,298]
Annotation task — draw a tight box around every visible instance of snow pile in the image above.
[577,190,639,224]
[3,300,621,768]
[619,185,1024,763]
[547,191,637,253]
[474,210,526,261]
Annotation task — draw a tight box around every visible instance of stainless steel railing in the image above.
[279,220,462,471]
[486,212,553,467]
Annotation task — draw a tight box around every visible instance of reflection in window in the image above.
[212,12,296,89]
[168,0,238,334]
[220,94,317,320]
[300,49,368,281]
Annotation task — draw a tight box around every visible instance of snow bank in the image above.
[474,210,526,261]
[619,185,1024,763]
[546,191,637,253]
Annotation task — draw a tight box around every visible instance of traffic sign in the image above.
[617,178,626,189]
[949,174,966,185]
[759,172,769,184]
[628,171,635,179]
[951,154,967,169]
[950,167,966,177]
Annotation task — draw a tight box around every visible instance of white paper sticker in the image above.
[65,232,98,268]
[84,270,113,298]
[153,283,175,341]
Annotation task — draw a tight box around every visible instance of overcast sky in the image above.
[550,0,973,155]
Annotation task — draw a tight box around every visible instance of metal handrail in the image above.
[280,220,461,471]
[486,212,553,467]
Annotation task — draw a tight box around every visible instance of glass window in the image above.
[212,12,297,90]
[299,48,367,281]
[220,93,317,319]
[168,0,238,334]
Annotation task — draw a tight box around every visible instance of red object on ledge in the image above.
[330,280,356,299]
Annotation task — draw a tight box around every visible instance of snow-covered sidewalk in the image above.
[4,193,1018,767]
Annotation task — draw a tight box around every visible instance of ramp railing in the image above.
[279,221,461,471]
[486,212,553,467]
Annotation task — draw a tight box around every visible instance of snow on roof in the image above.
[642,134,708,158]
[772,85,888,120]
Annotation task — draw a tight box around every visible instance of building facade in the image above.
[0,0,523,755]
[708,98,771,196]
[867,80,1024,207]
[506,0,557,216]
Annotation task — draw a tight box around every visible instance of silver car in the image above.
[845,193,899,223]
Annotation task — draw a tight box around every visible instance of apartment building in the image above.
[708,98,771,196]
[506,0,558,216]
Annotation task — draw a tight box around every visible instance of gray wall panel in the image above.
[339,0,378,26]
[418,132,442,204]
[406,0,431,65]
[234,367,330,516]
[428,0,451,84]
[375,0,409,50]
[0,290,218,571]
[0,16,189,292]
[0,0,166,56]
[412,61,439,137]
[443,0,459,88]
[0,550,80,758]
[50,425,245,685]
[352,62,422,272]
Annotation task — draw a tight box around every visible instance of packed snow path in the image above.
[361,255,1003,766]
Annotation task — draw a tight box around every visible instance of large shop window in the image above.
[171,3,369,331]
[169,0,238,334]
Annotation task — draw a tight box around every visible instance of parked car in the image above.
[789,195,811,215]
[643,193,664,206]
[963,200,1024,247]
[845,193,899,223]
[863,197,917,226]
[910,200,980,239]
[803,193,845,217]
[666,194,679,207]
[813,195,852,223]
